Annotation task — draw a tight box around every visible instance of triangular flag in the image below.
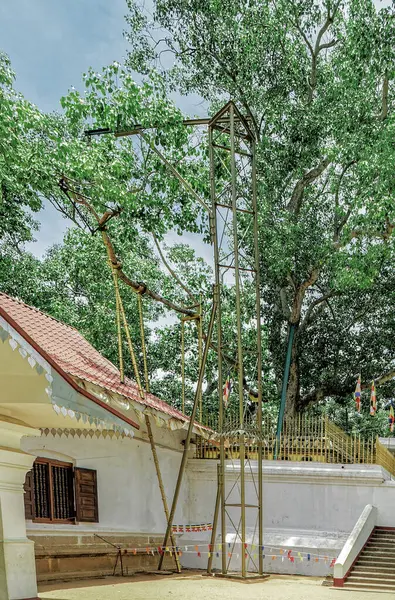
[389,405,395,432]
[223,375,232,408]
[354,375,361,412]
[370,380,377,416]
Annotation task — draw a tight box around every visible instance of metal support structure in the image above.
[207,463,222,574]
[158,294,217,569]
[111,266,181,572]
[85,102,265,578]
[181,318,185,414]
[207,102,264,577]
[198,297,203,421]
[274,324,296,460]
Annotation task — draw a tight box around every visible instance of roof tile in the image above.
[0,293,188,422]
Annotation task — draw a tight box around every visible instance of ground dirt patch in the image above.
[38,571,390,599]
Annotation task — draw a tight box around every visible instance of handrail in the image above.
[333,504,377,587]
[376,437,395,477]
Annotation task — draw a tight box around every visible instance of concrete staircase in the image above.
[344,528,395,592]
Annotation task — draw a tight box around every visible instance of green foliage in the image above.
[2,0,395,435]
[0,51,46,250]
[125,0,395,423]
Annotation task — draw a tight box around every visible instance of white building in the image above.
[1,292,395,599]
[0,292,208,599]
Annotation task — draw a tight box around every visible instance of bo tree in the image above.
[125,0,395,415]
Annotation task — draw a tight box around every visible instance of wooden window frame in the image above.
[32,457,75,524]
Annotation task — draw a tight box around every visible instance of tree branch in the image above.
[290,268,320,324]
[152,233,198,303]
[306,1,341,101]
[301,367,395,407]
[287,157,331,215]
[380,70,389,121]
[278,286,291,319]
[299,290,339,332]
[333,161,356,242]
[58,177,198,318]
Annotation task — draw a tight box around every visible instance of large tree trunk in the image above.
[284,330,300,417]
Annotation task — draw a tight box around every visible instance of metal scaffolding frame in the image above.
[207,102,263,577]
[84,101,265,578]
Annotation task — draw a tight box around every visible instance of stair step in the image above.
[360,557,395,564]
[366,541,395,546]
[357,558,395,567]
[344,580,395,591]
[366,544,395,550]
[354,566,395,575]
[351,572,395,581]
[375,529,395,533]
[361,550,395,558]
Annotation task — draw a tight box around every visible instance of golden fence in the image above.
[195,415,395,476]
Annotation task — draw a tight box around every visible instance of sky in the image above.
[0,0,390,264]
[0,0,212,262]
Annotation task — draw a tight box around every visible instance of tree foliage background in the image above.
[1,0,395,435]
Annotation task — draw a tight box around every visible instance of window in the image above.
[24,458,98,524]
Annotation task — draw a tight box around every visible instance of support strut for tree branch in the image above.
[274,324,296,460]
[158,293,217,569]
[108,252,181,572]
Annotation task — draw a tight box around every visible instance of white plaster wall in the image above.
[19,433,395,577]
[178,460,395,575]
[21,431,188,535]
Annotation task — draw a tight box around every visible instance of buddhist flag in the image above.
[223,375,231,408]
[354,376,361,413]
[389,406,394,432]
[370,381,377,416]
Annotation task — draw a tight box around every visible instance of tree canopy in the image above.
[126,0,395,416]
[1,0,395,433]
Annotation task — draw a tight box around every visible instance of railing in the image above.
[376,438,395,476]
[194,415,394,476]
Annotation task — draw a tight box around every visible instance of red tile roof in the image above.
[0,293,189,425]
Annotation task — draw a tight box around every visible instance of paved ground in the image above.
[38,572,388,600]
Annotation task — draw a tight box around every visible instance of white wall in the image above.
[20,433,395,577]
[178,460,395,575]
[21,430,188,535]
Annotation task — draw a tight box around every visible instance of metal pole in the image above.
[274,324,296,459]
[251,137,264,574]
[198,297,203,421]
[207,463,222,574]
[208,123,227,573]
[229,104,246,577]
[139,131,210,214]
[144,414,181,572]
[109,264,125,383]
[119,284,181,572]
[138,293,150,393]
[158,296,217,569]
[181,319,185,414]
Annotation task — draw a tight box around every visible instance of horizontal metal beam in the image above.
[85,115,252,138]
[218,264,256,273]
[216,203,254,215]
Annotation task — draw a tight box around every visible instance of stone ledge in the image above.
[188,459,393,485]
